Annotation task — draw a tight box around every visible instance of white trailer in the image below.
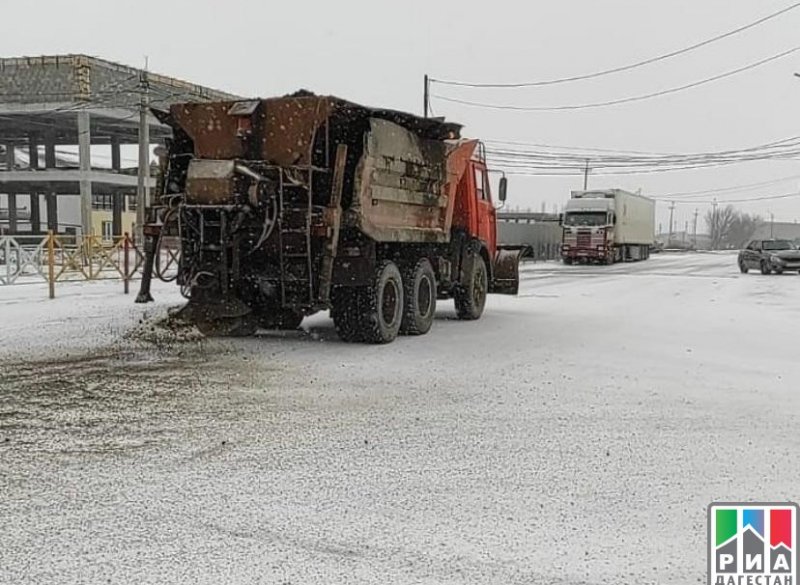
[562,189,655,264]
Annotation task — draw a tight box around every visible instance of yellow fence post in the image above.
[47,231,56,299]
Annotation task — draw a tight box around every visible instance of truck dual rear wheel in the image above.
[455,255,487,321]
[400,259,436,336]
[331,260,404,344]
[362,260,404,344]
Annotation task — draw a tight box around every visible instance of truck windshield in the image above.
[563,212,608,227]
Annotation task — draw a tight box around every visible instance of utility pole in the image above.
[692,208,698,248]
[583,159,590,190]
[770,212,775,238]
[136,67,150,243]
[668,201,675,243]
[423,74,429,119]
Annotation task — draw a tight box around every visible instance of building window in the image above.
[126,194,138,211]
[101,220,113,242]
[92,194,114,210]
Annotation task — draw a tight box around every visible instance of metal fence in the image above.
[0,232,179,298]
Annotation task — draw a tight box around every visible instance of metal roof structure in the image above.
[0,54,242,236]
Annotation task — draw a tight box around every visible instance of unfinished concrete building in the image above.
[0,55,239,239]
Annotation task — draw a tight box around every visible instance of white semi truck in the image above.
[561,189,655,265]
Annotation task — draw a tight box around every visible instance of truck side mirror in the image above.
[498,177,508,202]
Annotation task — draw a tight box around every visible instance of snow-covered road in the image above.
[2,252,799,585]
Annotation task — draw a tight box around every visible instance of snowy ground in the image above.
[2,252,799,585]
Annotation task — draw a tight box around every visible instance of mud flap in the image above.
[175,295,252,323]
[489,248,525,295]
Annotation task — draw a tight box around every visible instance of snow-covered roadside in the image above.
[0,279,186,361]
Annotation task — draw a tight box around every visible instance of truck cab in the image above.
[452,143,502,260]
[561,189,654,265]
[561,197,615,264]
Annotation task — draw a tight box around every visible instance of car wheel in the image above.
[760,261,772,275]
[738,259,748,274]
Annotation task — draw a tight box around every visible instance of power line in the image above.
[487,141,800,176]
[484,134,800,157]
[660,191,800,204]
[432,45,800,111]
[430,2,800,88]
[500,155,800,176]
[657,174,800,198]
[487,136,800,164]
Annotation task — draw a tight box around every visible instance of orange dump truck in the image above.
[137,93,522,343]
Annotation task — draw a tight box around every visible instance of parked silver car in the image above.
[738,239,800,274]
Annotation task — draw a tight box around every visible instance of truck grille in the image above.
[576,231,592,248]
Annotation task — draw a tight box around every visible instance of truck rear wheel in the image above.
[401,258,436,336]
[455,255,487,321]
[359,260,403,343]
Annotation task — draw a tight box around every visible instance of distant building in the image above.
[497,211,562,260]
[752,221,800,243]
[0,54,240,238]
[656,231,712,250]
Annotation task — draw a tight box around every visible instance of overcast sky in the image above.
[6,0,800,231]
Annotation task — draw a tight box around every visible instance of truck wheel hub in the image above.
[381,281,400,326]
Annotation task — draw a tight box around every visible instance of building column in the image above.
[4,141,13,170]
[30,193,41,233]
[3,144,14,233]
[111,136,123,236]
[78,111,92,237]
[28,132,39,169]
[110,136,121,171]
[112,190,123,237]
[46,191,58,232]
[44,132,56,169]
[7,193,17,233]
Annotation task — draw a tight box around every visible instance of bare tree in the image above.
[705,205,737,250]
[725,212,763,249]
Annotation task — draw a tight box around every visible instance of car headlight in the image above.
[770,255,785,264]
